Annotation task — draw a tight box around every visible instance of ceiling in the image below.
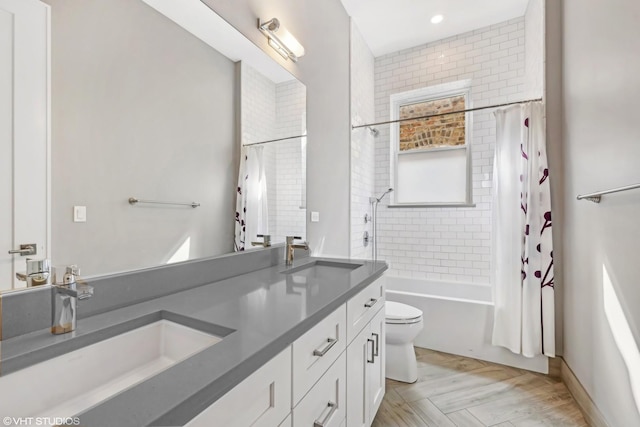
[340,0,531,57]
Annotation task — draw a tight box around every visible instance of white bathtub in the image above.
[385,276,548,373]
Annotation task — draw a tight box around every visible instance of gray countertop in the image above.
[0,257,387,426]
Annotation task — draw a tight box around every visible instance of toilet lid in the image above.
[385,301,423,322]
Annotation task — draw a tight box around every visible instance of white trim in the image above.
[396,145,466,155]
[388,203,476,208]
[44,1,51,263]
[389,80,473,206]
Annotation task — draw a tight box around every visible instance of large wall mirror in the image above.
[0,0,306,291]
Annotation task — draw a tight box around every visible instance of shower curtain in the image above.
[234,145,269,251]
[492,102,555,357]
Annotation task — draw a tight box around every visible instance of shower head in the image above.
[375,188,394,203]
[368,127,379,137]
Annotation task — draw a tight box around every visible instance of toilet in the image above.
[385,301,424,383]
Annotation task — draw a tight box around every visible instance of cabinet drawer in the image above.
[293,352,346,427]
[346,276,385,344]
[185,347,291,427]
[293,305,346,405]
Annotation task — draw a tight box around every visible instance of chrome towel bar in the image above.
[128,197,200,208]
[576,183,640,203]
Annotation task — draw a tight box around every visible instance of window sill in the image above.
[387,203,476,208]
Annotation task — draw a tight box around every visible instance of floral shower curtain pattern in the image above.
[492,102,555,357]
[234,146,269,251]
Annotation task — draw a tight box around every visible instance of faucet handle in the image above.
[77,282,94,300]
[257,234,271,243]
[66,265,80,276]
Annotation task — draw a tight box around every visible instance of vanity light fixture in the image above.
[258,18,305,62]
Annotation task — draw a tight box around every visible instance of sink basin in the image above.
[281,260,361,275]
[0,319,223,419]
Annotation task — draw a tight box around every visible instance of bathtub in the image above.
[385,276,548,373]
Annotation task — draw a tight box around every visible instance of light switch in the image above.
[311,211,320,222]
[73,206,87,223]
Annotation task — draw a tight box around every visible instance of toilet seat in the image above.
[385,301,423,325]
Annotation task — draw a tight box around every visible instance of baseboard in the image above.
[559,357,610,427]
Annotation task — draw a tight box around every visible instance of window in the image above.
[389,80,472,206]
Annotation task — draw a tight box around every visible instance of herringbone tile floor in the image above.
[373,348,587,427]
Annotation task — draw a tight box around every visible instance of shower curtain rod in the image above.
[243,133,307,147]
[351,98,543,130]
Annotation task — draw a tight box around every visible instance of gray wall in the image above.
[46,0,237,276]
[544,0,565,357]
[201,0,352,258]
[553,0,640,424]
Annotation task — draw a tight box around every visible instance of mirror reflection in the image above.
[1,0,306,291]
[235,62,307,250]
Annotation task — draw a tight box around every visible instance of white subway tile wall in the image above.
[350,23,376,260]
[273,138,306,242]
[241,63,276,144]
[241,63,307,244]
[240,63,278,237]
[274,80,306,243]
[371,17,526,283]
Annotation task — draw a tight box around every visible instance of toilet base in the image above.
[385,342,418,383]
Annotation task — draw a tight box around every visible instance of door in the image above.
[0,0,49,291]
[368,307,386,420]
[346,323,371,427]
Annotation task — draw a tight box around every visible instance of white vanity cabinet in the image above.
[346,277,385,344]
[186,276,385,427]
[292,351,347,427]
[184,347,292,427]
[346,278,386,427]
[293,305,346,405]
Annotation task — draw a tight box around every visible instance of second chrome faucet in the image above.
[285,236,309,266]
[51,265,94,335]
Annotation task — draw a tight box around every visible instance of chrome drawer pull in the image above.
[314,401,337,427]
[367,338,375,363]
[364,298,377,308]
[372,332,379,357]
[313,337,337,357]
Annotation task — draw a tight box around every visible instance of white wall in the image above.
[350,22,376,260]
[201,0,351,257]
[373,18,526,283]
[524,0,544,99]
[559,0,640,424]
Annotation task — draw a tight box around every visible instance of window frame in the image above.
[389,80,474,207]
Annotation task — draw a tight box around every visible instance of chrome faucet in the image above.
[51,265,94,335]
[285,236,309,266]
[251,234,271,247]
[15,258,51,287]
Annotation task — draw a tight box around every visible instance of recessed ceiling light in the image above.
[431,14,444,24]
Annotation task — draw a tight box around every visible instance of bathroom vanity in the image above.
[0,246,387,426]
